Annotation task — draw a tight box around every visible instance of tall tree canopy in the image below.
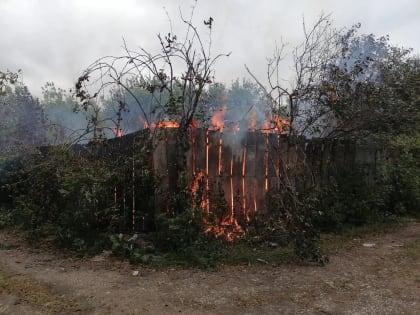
[0,76,47,154]
[248,16,420,140]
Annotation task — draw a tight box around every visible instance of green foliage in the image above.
[314,169,394,232]
[108,205,223,268]
[322,32,419,138]
[265,187,327,264]
[0,208,13,229]
[309,136,419,232]
[1,137,156,255]
[154,206,204,251]
[0,70,20,96]
[388,135,420,216]
[8,147,113,251]
[0,83,48,155]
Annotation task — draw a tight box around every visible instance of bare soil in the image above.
[1,221,419,315]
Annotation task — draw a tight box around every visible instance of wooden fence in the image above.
[151,128,381,218]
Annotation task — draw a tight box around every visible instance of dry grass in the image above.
[0,262,92,314]
[404,239,420,259]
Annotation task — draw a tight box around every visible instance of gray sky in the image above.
[1,0,419,97]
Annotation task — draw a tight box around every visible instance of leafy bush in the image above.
[107,203,223,268]
[312,136,419,232]
[313,167,394,232]
[388,137,420,217]
[265,187,327,264]
[1,139,156,255]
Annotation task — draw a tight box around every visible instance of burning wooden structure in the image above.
[150,125,379,240]
[104,104,380,240]
[48,120,380,242]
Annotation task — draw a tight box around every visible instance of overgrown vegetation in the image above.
[1,138,156,254]
[0,6,419,268]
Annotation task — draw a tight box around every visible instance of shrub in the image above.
[265,186,327,264]
[2,140,156,255]
[388,140,420,217]
[314,167,394,232]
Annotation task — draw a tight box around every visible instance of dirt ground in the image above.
[0,221,419,315]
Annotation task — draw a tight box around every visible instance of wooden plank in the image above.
[152,131,168,214]
[152,131,167,178]
[221,133,233,177]
[166,129,178,193]
[208,130,220,179]
[267,134,279,178]
[255,133,268,212]
[245,132,256,177]
[255,133,267,179]
[245,177,258,214]
[194,128,207,174]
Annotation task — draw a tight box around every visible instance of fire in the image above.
[247,109,290,134]
[249,109,257,130]
[156,121,179,128]
[205,130,210,214]
[242,147,248,221]
[190,119,200,130]
[139,116,147,129]
[191,171,209,210]
[265,135,269,191]
[274,116,290,134]
[137,93,292,242]
[205,215,245,242]
[112,126,124,137]
[261,112,290,134]
[138,116,180,129]
[261,120,271,134]
[218,137,223,175]
[211,106,227,131]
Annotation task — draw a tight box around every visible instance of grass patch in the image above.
[404,239,420,259]
[221,241,297,266]
[133,250,224,269]
[126,240,299,269]
[321,218,412,255]
[0,241,19,250]
[0,262,92,313]
[130,220,412,268]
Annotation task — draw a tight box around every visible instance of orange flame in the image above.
[249,109,257,130]
[138,116,180,129]
[205,215,245,242]
[190,119,200,130]
[265,134,269,191]
[259,112,290,134]
[191,171,209,210]
[211,106,227,131]
[218,137,223,175]
[112,127,124,137]
[156,121,179,128]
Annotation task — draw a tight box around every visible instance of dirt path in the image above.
[1,222,419,315]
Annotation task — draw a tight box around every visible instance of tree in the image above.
[42,82,92,143]
[0,80,48,155]
[246,14,341,137]
[320,31,419,138]
[75,6,228,138]
[247,15,420,261]
[0,70,20,97]
[248,16,419,140]
[74,4,229,215]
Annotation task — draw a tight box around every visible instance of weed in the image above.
[0,262,92,313]
[404,239,420,259]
